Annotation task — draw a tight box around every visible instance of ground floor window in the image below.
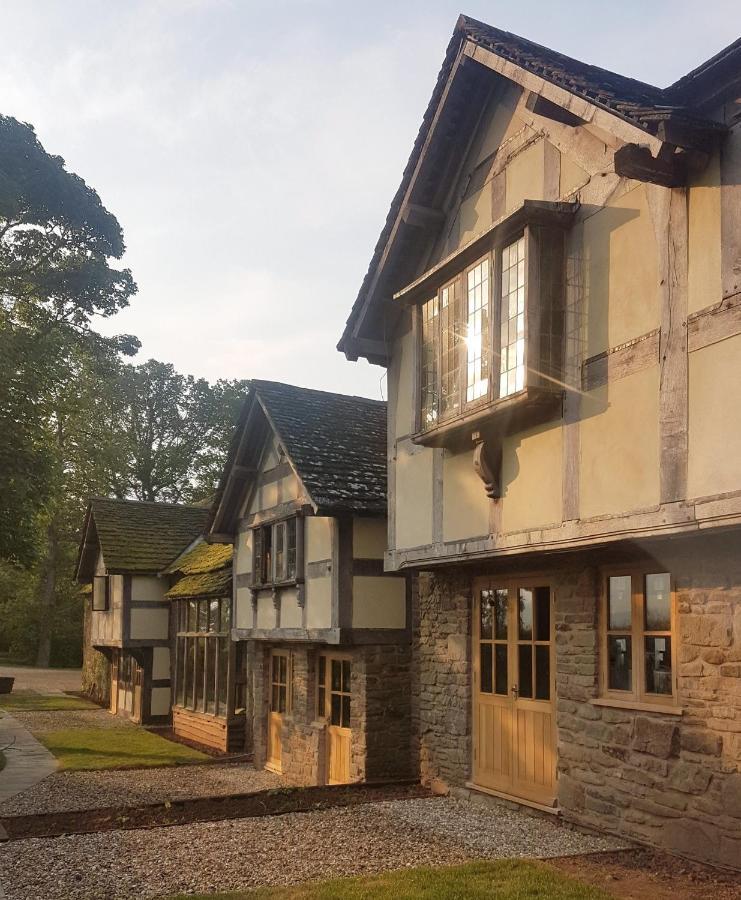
[175,597,231,717]
[601,571,675,705]
[317,654,351,728]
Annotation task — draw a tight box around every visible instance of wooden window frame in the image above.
[174,597,232,719]
[92,575,109,611]
[316,651,352,727]
[598,568,678,710]
[270,648,291,715]
[251,515,303,589]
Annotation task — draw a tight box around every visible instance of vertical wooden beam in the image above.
[720,128,741,301]
[648,185,689,504]
[432,448,444,544]
[337,516,354,631]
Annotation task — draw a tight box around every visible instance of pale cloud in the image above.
[0,0,736,399]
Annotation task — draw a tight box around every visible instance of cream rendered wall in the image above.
[351,577,406,629]
[442,449,490,542]
[353,518,386,559]
[131,576,165,603]
[130,607,169,641]
[306,516,332,562]
[150,687,171,717]
[394,329,414,439]
[235,587,252,629]
[501,424,563,533]
[395,442,433,549]
[235,530,252,577]
[582,184,660,357]
[152,647,170,680]
[90,552,125,647]
[560,154,590,198]
[458,185,492,247]
[306,576,332,629]
[256,593,275,630]
[505,139,545,214]
[579,366,660,519]
[688,333,741,498]
[278,587,302,629]
[688,151,722,315]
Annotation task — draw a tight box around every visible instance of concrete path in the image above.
[0,713,58,806]
[0,665,82,694]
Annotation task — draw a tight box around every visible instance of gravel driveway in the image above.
[2,762,284,816]
[0,797,628,900]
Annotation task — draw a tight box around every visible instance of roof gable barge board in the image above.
[463,41,663,154]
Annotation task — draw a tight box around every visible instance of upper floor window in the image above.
[409,203,575,443]
[92,575,109,611]
[601,571,676,706]
[252,516,299,587]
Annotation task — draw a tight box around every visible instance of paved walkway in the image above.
[0,666,82,694]
[0,713,58,806]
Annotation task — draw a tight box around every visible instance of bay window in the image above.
[174,597,231,717]
[252,516,300,587]
[409,202,574,445]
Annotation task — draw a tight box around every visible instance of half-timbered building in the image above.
[208,380,410,785]
[339,16,741,867]
[76,498,208,724]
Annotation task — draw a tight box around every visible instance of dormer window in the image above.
[405,202,576,448]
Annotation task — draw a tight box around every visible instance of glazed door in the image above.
[117,651,134,715]
[266,650,289,773]
[473,579,556,806]
[132,658,144,724]
[326,656,351,784]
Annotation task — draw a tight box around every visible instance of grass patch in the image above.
[168,860,610,899]
[36,727,209,771]
[0,692,97,711]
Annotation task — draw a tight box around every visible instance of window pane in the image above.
[176,637,185,706]
[341,695,351,728]
[317,686,325,718]
[534,587,550,641]
[217,636,228,713]
[608,635,632,691]
[518,645,533,698]
[608,576,632,630]
[185,638,194,708]
[187,600,197,632]
[480,644,492,694]
[198,600,208,633]
[518,589,533,640]
[263,525,272,583]
[440,281,462,419]
[535,645,550,700]
[279,685,287,714]
[480,590,493,639]
[421,297,439,427]
[205,639,216,714]
[494,590,508,640]
[271,683,280,711]
[466,259,489,403]
[342,660,351,693]
[275,522,285,581]
[495,645,508,695]
[645,573,671,631]
[499,238,526,398]
[286,518,297,580]
[209,599,219,633]
[331,659,342,692]
[219,599,230,633]
[645,637,672,695]
[195,637,205,711]
[330,692,341,726]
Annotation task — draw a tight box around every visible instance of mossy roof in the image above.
[81,498,209,576]
[164,539,233,600]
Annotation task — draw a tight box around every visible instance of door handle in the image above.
[511,684,519,700]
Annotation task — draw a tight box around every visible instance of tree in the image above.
[116,360,247,503]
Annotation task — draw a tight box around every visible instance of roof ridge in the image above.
[250,378,386,406]
[90,496,207,510]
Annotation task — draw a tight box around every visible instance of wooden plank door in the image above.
[473,578,556,806]
[266,649,289,773]
[326,656,351,784]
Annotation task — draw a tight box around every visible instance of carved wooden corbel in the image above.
[472,436,503,499]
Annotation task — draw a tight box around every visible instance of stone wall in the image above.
[412,531,741,869]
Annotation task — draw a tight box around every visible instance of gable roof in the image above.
[164,539,233,601]
[338,14,732,363]
[76,497,210,580]
[209,380,387,536]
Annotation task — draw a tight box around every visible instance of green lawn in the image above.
[36,727,209,771]
[0,692,98,711]
[168,860,610,900]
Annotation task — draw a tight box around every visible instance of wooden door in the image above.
[117,651,133,715]
[326,656,351,784]
[132,658,144,724]
[473,578,556,806]
[266,649,289,773]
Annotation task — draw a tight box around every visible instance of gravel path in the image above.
[8,709,135,732]
[2,763,284,816]
[0,797,628,900]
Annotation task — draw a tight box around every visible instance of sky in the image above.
[1,1,736,400]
